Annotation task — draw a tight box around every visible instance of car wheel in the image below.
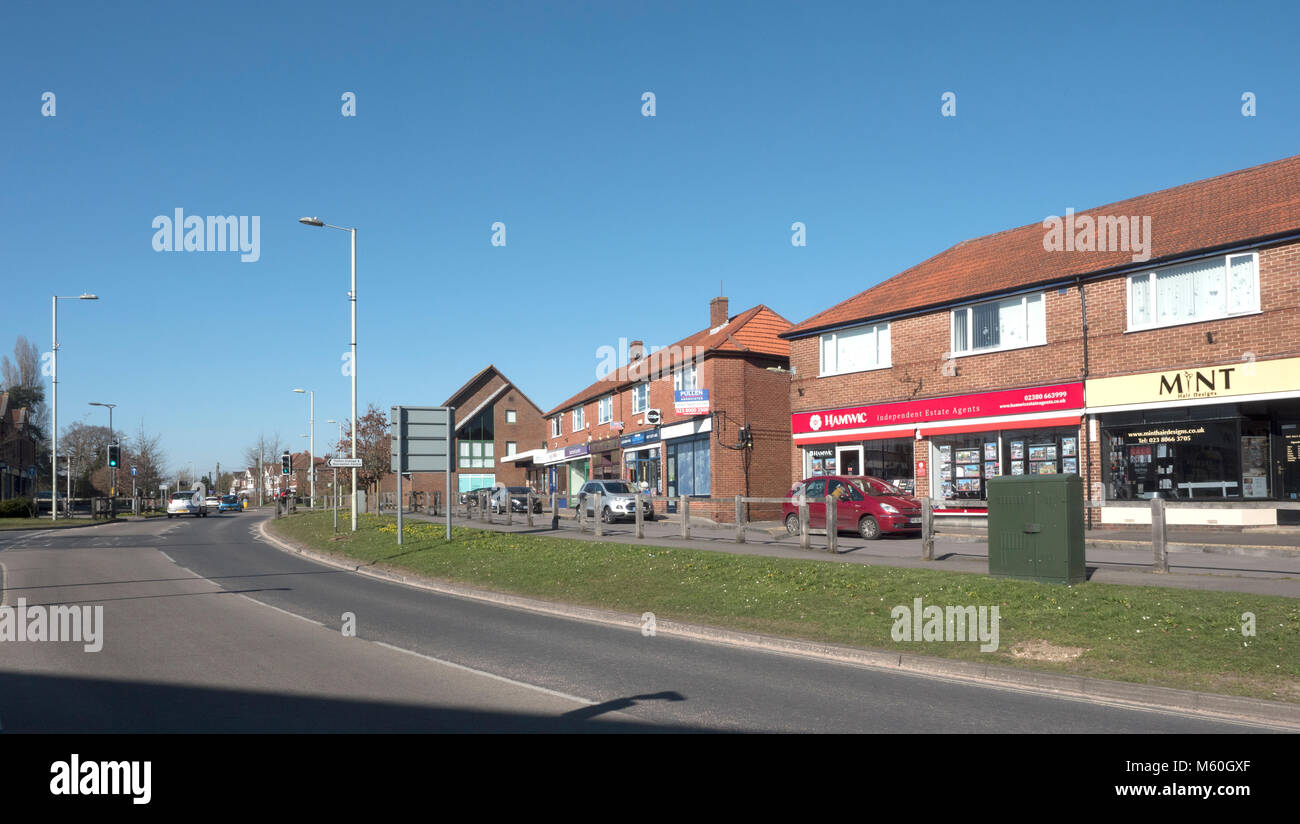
[167,514,173,519]
[602,507,615,524]
[785,513,801,535]
[646,512,655,522]
[858,515,881,540]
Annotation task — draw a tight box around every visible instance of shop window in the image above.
[666,435,710,497]
[598,396,612,424]
[1128,253,1258,330]
[820,322,891,376]
[1104,419,1242,500]
[951,294,1044,356]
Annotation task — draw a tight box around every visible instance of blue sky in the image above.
[3,0,1298,477]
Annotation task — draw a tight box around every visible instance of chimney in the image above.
[629,340,645,361]
[710,296,729,328]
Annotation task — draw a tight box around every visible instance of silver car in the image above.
[575,480,654,523]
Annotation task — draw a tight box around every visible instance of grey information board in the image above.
[391,406,455,473]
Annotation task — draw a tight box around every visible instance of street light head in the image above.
[298,217,324,227]
[79,294,98,300]
[293,388,305,394]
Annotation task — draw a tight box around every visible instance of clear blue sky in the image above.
[3,0,1297,477]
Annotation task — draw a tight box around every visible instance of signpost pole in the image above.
[396,469,403,545]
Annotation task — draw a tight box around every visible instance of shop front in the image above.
[620,428,662,493]
[541,444,590,508]
[590,436,622,480]
[793,382,1085,511]
[662,418,712,512]
[1087,357,1300,525]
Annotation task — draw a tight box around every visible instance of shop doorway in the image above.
[836,445,862,477]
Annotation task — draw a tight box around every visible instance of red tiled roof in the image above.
[543,305,793,416]
[785,154,1300,337]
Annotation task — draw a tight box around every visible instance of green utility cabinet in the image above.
[987,474,1085,585]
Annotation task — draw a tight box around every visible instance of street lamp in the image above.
[88,402,116,499]
[293,389,314,507]
[299,217,358,531]
[51,293,98,520]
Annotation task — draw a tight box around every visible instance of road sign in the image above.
[391,406,454,473]
[131,465,138,476]
[28,466,36,479]
[328,457,363,468]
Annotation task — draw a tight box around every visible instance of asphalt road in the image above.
[0,513,1279,732]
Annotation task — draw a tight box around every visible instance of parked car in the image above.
[783,475,922,539]
[218,494,242,513]
[461,486,494,507]
[168,488,207,518]
[489,485,542,514]
[574,479,654,523]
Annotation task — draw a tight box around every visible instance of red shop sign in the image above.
[792,382,1084,435]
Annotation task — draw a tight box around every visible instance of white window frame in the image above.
[949,293,1045,358]
[572,407,585,431]
[673,365,699,392]
[505,409,517,424]
[1125,252,1260,332]
[598,396,612,424]
[632,383,649,414]
[819,322,891,376]
[551,417,561,438]
[506,441,517,455]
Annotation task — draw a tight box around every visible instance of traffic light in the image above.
[281,451,292,475]
[108,443,120,468]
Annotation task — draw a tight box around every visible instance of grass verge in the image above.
[0,517,118,530]
[268,511,1300,703]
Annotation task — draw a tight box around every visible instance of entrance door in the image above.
[836,445,863,477]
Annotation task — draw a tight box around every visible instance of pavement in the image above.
[402,506,1300,598]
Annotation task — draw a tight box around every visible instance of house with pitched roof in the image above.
[0,391,38,500]
[782,155,1300,527]
[537,296,793,521]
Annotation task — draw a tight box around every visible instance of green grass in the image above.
[269,511,1300,703]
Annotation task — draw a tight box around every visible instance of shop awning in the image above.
[919,413,1081,437]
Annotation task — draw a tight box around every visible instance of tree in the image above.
[60,422,114,496]
[1,337,46,441]
[349,405,390,499]
[129,423,167,497]
[243,431,286,500]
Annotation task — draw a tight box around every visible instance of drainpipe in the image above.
[1078,277,1094,530]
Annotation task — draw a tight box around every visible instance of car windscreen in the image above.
[171,492,194,500]
[222,496,237,503]
[507,487,529,494]
[600,482,633,494]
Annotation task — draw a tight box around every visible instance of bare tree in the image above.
[130,423,167,497]
[243,431,286,501]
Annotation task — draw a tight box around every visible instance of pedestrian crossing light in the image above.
[108,443,120,468]
[281,451,292,475]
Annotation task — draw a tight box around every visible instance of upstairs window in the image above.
[632,384,649,414]
[673,365,699,391]
[820,323,890,376]
[1128,253,1258,330]
[551,417,561,438]
[598,396,612,424]
[572,407,585,431]
[951,294,1044,356]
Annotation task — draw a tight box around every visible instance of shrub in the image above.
[0,498,34,518]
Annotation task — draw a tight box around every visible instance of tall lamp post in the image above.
[88,402,116,497]
[293,389,315,508]
[299,217,357,531]
[51,293,98,520]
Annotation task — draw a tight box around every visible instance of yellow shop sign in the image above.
[1086,356,1300,408]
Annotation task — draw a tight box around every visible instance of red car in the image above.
[783,475,923,540]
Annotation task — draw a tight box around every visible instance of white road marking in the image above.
[236,593,325,627]
[372,641,597,707]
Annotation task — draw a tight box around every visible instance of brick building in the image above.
[782,154,1300,527]
[538,296,793,521]
[378,365,547,503]
[0,392,38,500]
